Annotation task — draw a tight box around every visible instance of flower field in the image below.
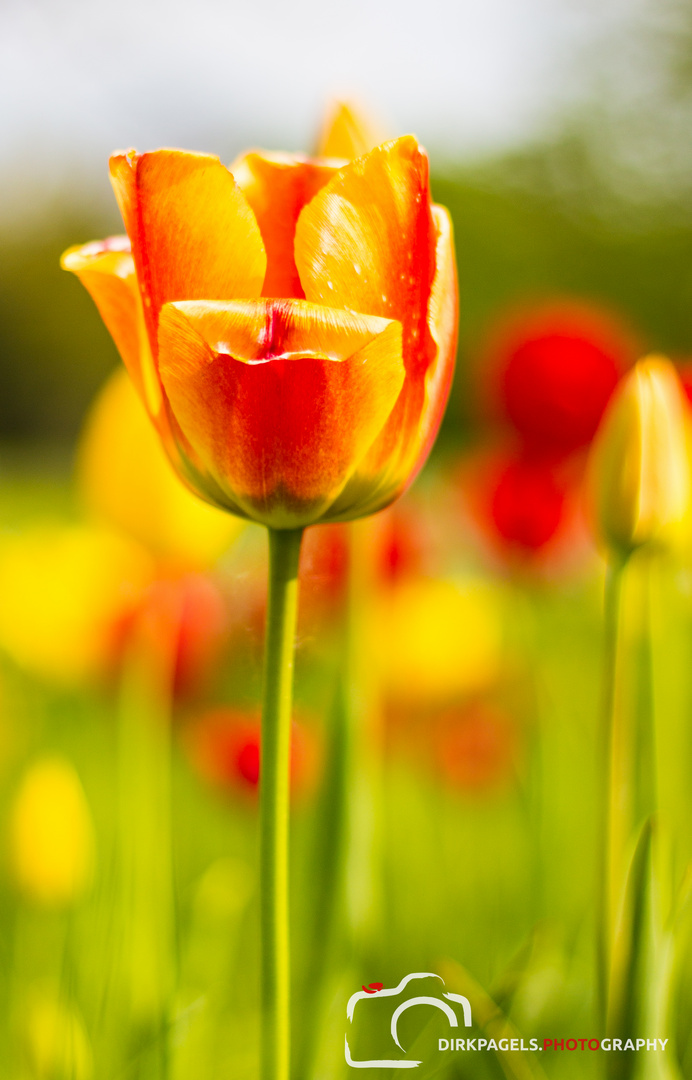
[2,96,692,1080]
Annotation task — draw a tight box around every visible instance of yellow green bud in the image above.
[589,355,691,557]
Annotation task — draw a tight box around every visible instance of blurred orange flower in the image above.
[62,136,457,529]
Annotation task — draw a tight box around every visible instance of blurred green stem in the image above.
[261,527,303,1080]
[597,556,626,1032]
[296,519,382,1080]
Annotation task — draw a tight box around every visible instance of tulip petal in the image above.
[61,236,228,501]
[110,149,266,349]
[157,299,405,527]
[294,136,437,378]
[414,204,458,465]
[61,237,161,415]
[325,203,457,520]
[316,100,381,160]
[232,152,337,300]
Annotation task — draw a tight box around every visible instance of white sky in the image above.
[0,0,656,212]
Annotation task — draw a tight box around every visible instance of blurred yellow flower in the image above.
[0,524,153,685]
[22,985,92,1080]
[372,575,504,702]
[9,757,95,906]
[589,355,691,557]
[78,367,243,568]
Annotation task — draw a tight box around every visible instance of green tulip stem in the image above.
[596,554,626,1032]
[260,526,304,1080]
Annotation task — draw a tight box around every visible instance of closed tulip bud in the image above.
[9,757,95,906]
[589,355,691,557]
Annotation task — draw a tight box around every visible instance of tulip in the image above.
[489,456,566,552]
[0,525,154,686]
[10,757,95,906]
[186,708,314,797]
[62,126,457,1080]
[588,355,691,1028]
[588,355,691,558]
[61,135,457,529]
[372,575,504,704]
[486,300,633,455]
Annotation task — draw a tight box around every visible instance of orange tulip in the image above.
[62,136,457,529]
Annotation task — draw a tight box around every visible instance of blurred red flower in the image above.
[186,708,316,797]
[485,300,636,454]
[298,524,350,624]
[436,702,518,792]
[676,363,692,410]
[490,457,566,551]
[459,448,586,567]
[108,573,227,701]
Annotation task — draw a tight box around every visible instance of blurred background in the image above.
[3,0,692,453]
[3,2,692,1078]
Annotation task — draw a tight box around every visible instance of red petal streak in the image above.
[319,203,457,521]
[295,136,437,380]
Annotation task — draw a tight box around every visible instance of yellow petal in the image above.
[317,204,458,521]
[295,136,437,380]
[61,237,161,416]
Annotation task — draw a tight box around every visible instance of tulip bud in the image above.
[588,355,691,557]
[9,757,95,906]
